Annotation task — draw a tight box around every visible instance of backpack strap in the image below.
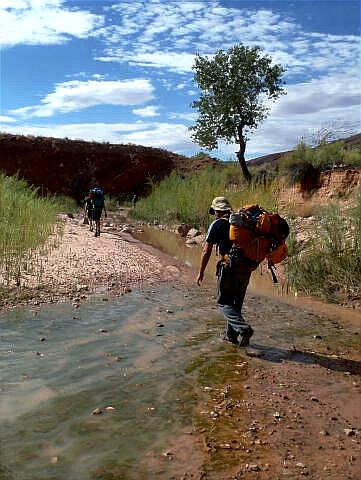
[268,259,278,283]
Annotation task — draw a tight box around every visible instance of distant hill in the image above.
[247,133,361,169]
[0,133,219,201]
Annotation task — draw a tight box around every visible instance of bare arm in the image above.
[197,242,213,286]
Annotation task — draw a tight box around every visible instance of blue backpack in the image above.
[91,187,105,209]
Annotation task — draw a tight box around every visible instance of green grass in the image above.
[131,166,278,231]
[287,188,361,302]
[0,173,74,288]
[278,140,361,185]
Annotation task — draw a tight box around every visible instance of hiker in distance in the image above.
[89,186,107,237]
[196,197,256,347]
[84,190,94,232]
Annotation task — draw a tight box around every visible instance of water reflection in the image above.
[133,226,361,326]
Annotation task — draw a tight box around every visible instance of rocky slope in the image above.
[0,133,219,201]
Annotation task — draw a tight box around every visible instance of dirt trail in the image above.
[1,212,190,311]
[2,212,360,479]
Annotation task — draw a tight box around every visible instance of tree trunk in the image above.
[236,137,252,182]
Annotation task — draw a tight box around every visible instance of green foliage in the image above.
[52,194,78,213]
[130,167,278,231]
[190,43,286,150]
[287,194,361,302]
[343,149,361,167]
[278,141,316,183]
[279,140,361,184]
[0,173,65,287]
[104,195,119,212]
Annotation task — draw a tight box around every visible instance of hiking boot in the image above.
[224,326,239,345]
[239,327,254,348]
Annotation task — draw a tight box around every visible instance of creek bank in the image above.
[0,212,192,313]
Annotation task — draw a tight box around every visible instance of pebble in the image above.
[98,328,108,333]
[105,406,116,412]
[165,309,173,314]
[163,450,174,457]
[91,408,103,415]
[156,323,164,327]
[51,456,59,464]
[344,428,355,436]
[40,337,46,342]
[246,464,260,471]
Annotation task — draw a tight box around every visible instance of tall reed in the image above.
[0,173,62,287]
[287,188,361,302]
[131,166,278,231]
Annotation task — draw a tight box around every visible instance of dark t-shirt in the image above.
[85,197,93,212]
[206,218,232,255]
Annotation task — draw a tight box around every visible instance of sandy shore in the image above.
[1,213,190,311]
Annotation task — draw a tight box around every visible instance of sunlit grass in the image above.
[287,187,361,302]
[131,166,278,231]
[0,173,74,288]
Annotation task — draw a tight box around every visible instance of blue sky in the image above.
[0,0,360,160]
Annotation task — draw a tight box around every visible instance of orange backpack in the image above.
[229,204,289,265]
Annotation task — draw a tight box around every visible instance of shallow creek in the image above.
[1,227,360,479]
[0,286,238,479]
[133,225,361,326]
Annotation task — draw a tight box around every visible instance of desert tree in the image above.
[190,44,286,182]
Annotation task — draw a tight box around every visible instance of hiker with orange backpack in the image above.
[197,197,289,348]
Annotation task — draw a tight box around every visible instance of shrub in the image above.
[286,192,361,302]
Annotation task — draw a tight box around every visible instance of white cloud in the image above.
[0,0,103,47]
[96,51,195,74]
[0,121,195,154]
[169,112,197,122]
[273,70,361,116]
[10,79,155,118]
[97,1,360,79]
[246,103,361,158]
[121,123,194,151]
[132,105,160,117]
[0,115,17,123]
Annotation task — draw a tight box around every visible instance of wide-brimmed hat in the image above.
[209,197,232,214]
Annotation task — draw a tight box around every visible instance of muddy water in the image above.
[0,286,242,480]
[133,226,361,326]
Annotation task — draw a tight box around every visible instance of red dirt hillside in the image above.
[0,133,219,200]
